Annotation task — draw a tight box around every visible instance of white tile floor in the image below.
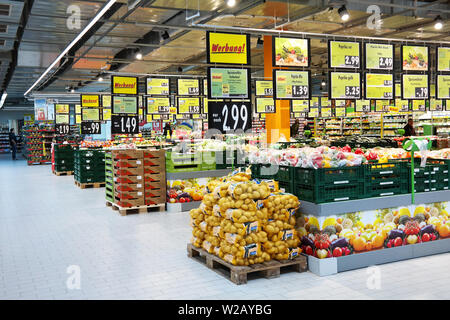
[1,155,449,300]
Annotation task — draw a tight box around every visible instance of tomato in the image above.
[394,237,402,247]
[179,198,186,203]
[431,234,436,241]
[333,247,343,257]
[344,247,351,256]
[305,245,313,255]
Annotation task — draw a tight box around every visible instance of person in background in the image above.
[403,118,416,137]
[303,120,312,138]
[163,122,173,139]
[9,129,17,160]
[290,119,300,138]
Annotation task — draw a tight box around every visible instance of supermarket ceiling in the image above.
[0,0,449,108]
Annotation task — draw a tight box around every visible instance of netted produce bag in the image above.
[227,181,271,200]
[264,193,300,220]
[190,208,205,227]
[201,193,216,209]
[220,219,260,236]
[219,230,268,247]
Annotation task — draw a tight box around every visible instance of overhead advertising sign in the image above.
[395,99,410,112]
[111,76,138,95]
[102,95,111,108]
[255,98,275,113]
[208,67,250,99]
[329,40,361,69]
[112,96,138,114]
[412,100,426,112]
[146,78,170,95]
[206,31,250,65]
[255,80,273,96]
[430,99,444,111]
[401,45,429,71]
[437,75,450,100]
[273,70,310,100]
[291,100,309,113]
[365,73,394,100]
[437,47,450,72]
[55,104,69,114]
[177,78,200,96]
[208,101,252,133]
[80,95,100,108]
[272,37,310,67]
[55,114,69,124]
[82,108,100,121]
[402,74,429,99]
[330,72,361,99]
[147,97,171,114]
[177,97,201,114]
[365,43,394,70]
[355,99,371,112]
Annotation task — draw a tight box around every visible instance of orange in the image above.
[365,242,373,251]
[372,235,385,249]
[353,237,367,252]
[438,224,450,238]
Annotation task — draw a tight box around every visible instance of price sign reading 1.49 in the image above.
[208,101,252,134]
[111,115,139,134]
[177,78,200,96]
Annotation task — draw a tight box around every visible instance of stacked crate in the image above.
[105,152,114,202]
[74,149,105,184]
[143,149,166,206]
[53,144,74,173]
[364,161,409,197]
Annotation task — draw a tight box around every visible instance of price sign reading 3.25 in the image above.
[345,86,360,98]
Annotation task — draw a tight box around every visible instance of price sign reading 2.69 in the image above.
[111,115,139,134]
[208,101,252,134]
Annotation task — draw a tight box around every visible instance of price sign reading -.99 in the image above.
[81,122,101,135]
[345,86,360,98]
[56,124,70,135]
[415,87,428,98]
[111,115,139,134]
[379,57,393,68]
[345,55,359,67]
[208,101,252,134]
[292,85,309,98]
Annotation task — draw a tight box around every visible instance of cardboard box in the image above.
[144,181,165,191]
[114,175,143,184]
[144,188,165,198]
[114,183,144,193]
[114,167,144,176]
[111,149,143,160]
[115,199,145,208]
[144,172,165,183]
[143,157,165,167]
[144,196,165,206]
[113,159,143,168]
[143,149,165,159]
[143,167,164,175]
[115,191,144,200]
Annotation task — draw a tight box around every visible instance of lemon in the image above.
[399,207,411,217]
[322,217,337,229]
[308,216,320,229]
[414,206,426,216]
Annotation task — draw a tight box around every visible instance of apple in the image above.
[305,245,313,255]
[422,233,430,242]
[387,241,392,248]
[333,247,343,257]
[343,247,351,256]
[316,249,328,259]
[394,237,403,247]
[431,234,436,241]
[407,235,418,245]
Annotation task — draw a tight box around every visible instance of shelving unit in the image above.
[0,125,10,154]
[416,111,450,135]
[23,124,56,165]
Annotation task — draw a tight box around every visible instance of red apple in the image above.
[394,237,403,247]
[333,247,343,257]
[422,233,430,242]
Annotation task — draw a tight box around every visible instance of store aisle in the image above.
[0,155,449,300]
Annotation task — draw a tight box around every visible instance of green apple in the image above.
[407,235,418,244]
[316,249,328,259]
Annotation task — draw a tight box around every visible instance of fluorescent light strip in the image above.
[24,0,117,97]
[0,92,7,109]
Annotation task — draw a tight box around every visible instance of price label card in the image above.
[55,104,69,114]
[177,78,200,96]
[112,96,138,114]
[291,100,309,113]
[103,108,111,121]
[256,98,275,113]
[82,108,100,121]
[178,97,201,114]
[55,114,69,124]
[330,72,361,99]
[375,100,390,112]
[437,47,450,72]
[335,107,346,117]
[321,107,332,117]
[365,43,394,70]
[430,99,443,111]
[412,100,426,112]
[255,80,273,96]
[81,121,101,134]
[274,70,310,99]
[75,104,81,114]
[308,108,319,117]
[111,115,139,134]
[208,101,252,134]
[402,45,429,71]
[402,74,429,99]
[395,99,410,112]
[329,41,360,69]
[355,99,371,112]
[320,97,330,107]
[147,97,171,114]
[365,73,394,99]
[55,124,70,135]
[75,114,82,124]
[146,78,170,95]
[102,95,111,108]
[437,75,450,99]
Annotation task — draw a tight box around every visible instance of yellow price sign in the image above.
[291,100,309,113]
[255,98,275,113]
[112,76,138,95]
[102,95,111,108]
[177,97,200,114]
[207,31,250,65]
[81,95,100,108]
[55,104,69,114]
[103,108,111,121]
[365,73,393,100]
[255,80,273,96]
[146,78,170,95]
[437,75,450,99]
[437,47,450,72]
[177,78,200,96]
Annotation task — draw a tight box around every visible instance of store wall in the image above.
[0,110,30,122]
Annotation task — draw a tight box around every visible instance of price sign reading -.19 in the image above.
[208,101,252,134]
[81,122,101,135]
[56,124,70,135]
[111,115,139,134]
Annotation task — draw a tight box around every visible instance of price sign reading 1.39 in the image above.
[329,41,360,69]
[274,70,310,100]
[365,43,394,70]
[111,115,139,134]
[208,101,252,134]
[177,97,201,114]
[330,72,361,99]
[402,74,429,99]
[365,73,394,99]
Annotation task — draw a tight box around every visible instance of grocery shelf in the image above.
[166,168,233,180]
[166,200,201,213]
[298,190,450,217]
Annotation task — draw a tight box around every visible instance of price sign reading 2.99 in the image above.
[208,101,252,134]
[111,115,139,134]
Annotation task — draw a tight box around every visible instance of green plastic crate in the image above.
[250,163,278,180]
[274,166,293,183]
[74,150,105,159]
[278,181,294,194]
[293,166,365,186]
[75,175,105,184]
[365,161,408,180]
[365,181,409,198]
[294,181,364,204]
[215,151,234,169]
[54,164,73,172]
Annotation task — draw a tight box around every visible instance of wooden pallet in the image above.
[75,180,105,189]
[53,170,73,176]
[106,200,165,216]
[187,243,308,285]
[28,162,51,166]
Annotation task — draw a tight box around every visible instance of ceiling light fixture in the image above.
[321,79,326,86]
[227,0,236,7]
[0,92,7,109]
[135,52,143,60]
[98,76,104,82]
[162,31,170,40]
[256,36,264,48]
[434,16,443,30]
[71,88,75,93]
[24,0,118,97]
[338,5,350,22]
